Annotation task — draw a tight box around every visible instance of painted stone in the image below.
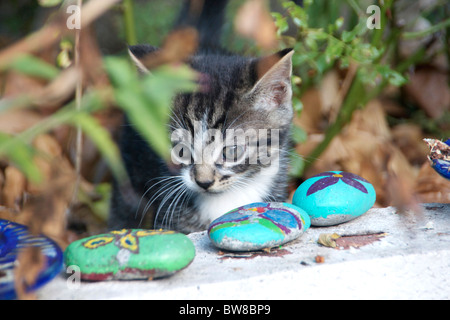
[208,202,311,252]
[64,229,195,281]
[292,171,376,226]
[424,138,450,180]
[0,219,63,300]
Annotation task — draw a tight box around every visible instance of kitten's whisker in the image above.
[231,120,263,130]
[169,185,190,230]
[139,178,183,226]
[144,179,182,217]
[136,176,182,219]
[154,181,183,228]
[164,184,187,229]
[176,188,193,228]
[224,109,252,130]
[169,112,188,131]
[155,181,185,229]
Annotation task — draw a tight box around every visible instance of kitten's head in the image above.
[129,46,294,195]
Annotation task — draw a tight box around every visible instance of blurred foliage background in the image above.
[0,0,449,251]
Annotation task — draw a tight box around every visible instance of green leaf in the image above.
[103,56,137,88]
[350,43,380,64]
[308,30,329,40]
[272,12,289,36]
[334,17,344,30]
[341,18,367,43]
[105,56,197,161]
[325,37,344,63]
[77,183,111,222]
[376,65,408,86]
[387,71,408,86]
[289,151,305,177]
[70,113,127,181]
[305,34,318,51]
[38,0,62,7]
[315,54,331,74]
[0,133,42,183]
[115,88,171,159]
[291,124,307,144]
[283,1,308,28]
[9,54,59,80]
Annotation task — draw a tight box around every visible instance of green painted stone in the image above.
[64,229,195,281]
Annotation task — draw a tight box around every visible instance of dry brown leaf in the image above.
[33,67,81,111]
[0,109,45,135]
[392,124,429,165]
[348,100,392,140]
[79,26,110,89]
[235,0,277,50]
[404,67,450,119]
[294,89,324,134]
[0,170,3,205]
[14,246,45,300]
[415,162,450,203]
[141,28,199,69]
[28,134,76,194]
[334,233,387,250]
[386,170,421,214]
[1,134,79,246]
[317,233,341,248]
[2,166,26,211]
[0,0,121,69]
[1,71,45,98]
[19,165,74,247]
[319,71,341,123]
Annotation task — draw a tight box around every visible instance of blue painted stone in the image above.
[208,202,311,252]
[292,171,376,226]
[0,219,63,300]
[429,138,450,180]
[431,159,450,180]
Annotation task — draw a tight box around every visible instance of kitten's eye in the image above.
[223,145,245,162]
[171,142,193,165]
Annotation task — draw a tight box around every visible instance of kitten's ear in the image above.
[128,44,158,74]
[250,48,294,114]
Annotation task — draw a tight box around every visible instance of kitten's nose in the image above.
[195,179,214,190]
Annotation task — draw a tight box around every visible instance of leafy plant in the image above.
[0,43,197,185]
[272,0,447,176]
[104,57,197,160]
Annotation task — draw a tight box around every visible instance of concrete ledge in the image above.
[37,203,450,300]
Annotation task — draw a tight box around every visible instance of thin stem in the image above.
[345,0,364,17]
[71,0,83,207]
[371,0,393,48]
[402,17,450,39]
[123,0,137,45]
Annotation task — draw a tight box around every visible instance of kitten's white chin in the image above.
[194,164,279,226]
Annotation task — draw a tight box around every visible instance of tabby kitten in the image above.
[109,0,294,233]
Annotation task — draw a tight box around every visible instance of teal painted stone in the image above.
[208,202,311,252]
[292,171,376,226]
[64,229,195,281]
